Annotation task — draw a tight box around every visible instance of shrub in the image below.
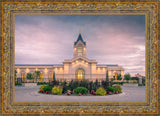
[63,85,71,94]
[110,78,115,81]
[66,82,69,87]
[113,86,122,93]
[106,86,116,92]
[132,80,138,83]
[101,80,109,89]
[138,84,145,86]
[96,87,106,96]
[15,82,22,86]
[124,73,131,81]
[79,80,89,88]
[74,87,88,95]
[52,86,63,95]
[112,82,123,85]
[37,82,48,85]
[43,85,52,92]
[142,82,145,86]
[142,76,145,84]
[26,73,34,80]
[39,85,46,91]
[70,80,79,91]
[117,74,122,80]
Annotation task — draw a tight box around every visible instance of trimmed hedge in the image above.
[74,87,88,95]
[52,86,63,95]
[15,82,22,86]
[37,82,48,85]
[96,87,106,96]
[111,82,124,85]
[43,86,52,92]
[113,86,122,93]
[39,85,46,91]
[106,86,116,92]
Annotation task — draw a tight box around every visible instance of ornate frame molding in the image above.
[1,1,159,115]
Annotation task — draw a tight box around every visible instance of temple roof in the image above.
[97,64,118,67]
[15,64,118,67]
[15,64,63,66]
[74,33,86,45]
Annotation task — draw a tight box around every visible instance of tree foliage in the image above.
[15,70,17,82]
[15,70,17,80]
[124,73,131,81]
[106,71,109,82]
[27,73,33,80]
[117,74,122,80]
[35,71,41,82]
[15,70,17,77]
[53,72,56,81]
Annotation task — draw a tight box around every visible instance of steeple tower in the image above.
[73,31,86,58]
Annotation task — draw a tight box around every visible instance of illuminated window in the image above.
[21,73,25,82]
[48,72,53,81]
[76,68,85,80]
[41,73,44,81]
[39,73,44,82]
[77,46,83,56]
[45,68,48,73]
[32,73,34,79]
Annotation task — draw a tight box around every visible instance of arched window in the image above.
[40,72,44,82]
[21,72,25,82]
[48,72,53,81]
[113,72,118,80]
[32,73,34,79]
[77,46,83,56]
[76,68,85,80]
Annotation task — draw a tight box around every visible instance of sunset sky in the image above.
[15,15,145,76]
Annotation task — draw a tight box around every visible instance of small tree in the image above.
[53,72,56,81]
[27,73,33,80]
[15,70,17,81]
[106,71,109,82]
[124,73,131,82]
[117,74,122,80]
[35,71,41,82]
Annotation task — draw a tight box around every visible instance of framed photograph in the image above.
[0,0,159,115]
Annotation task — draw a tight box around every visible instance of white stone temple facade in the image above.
[15,32,124,82]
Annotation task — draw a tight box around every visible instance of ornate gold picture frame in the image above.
[1,0,159,115]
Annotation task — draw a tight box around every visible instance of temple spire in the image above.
[79,29,81,34]
[74,30,86,45]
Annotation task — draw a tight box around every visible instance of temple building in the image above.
[15,32,124,82]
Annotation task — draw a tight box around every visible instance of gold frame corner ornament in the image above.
[1,1,159,115]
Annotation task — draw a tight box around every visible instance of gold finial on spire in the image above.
[79,29,81,34]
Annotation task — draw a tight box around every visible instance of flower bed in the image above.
[38,84,122,96]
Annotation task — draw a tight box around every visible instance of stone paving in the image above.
[15,85,145,102]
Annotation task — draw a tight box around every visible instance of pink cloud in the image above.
[15,15,145,76]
